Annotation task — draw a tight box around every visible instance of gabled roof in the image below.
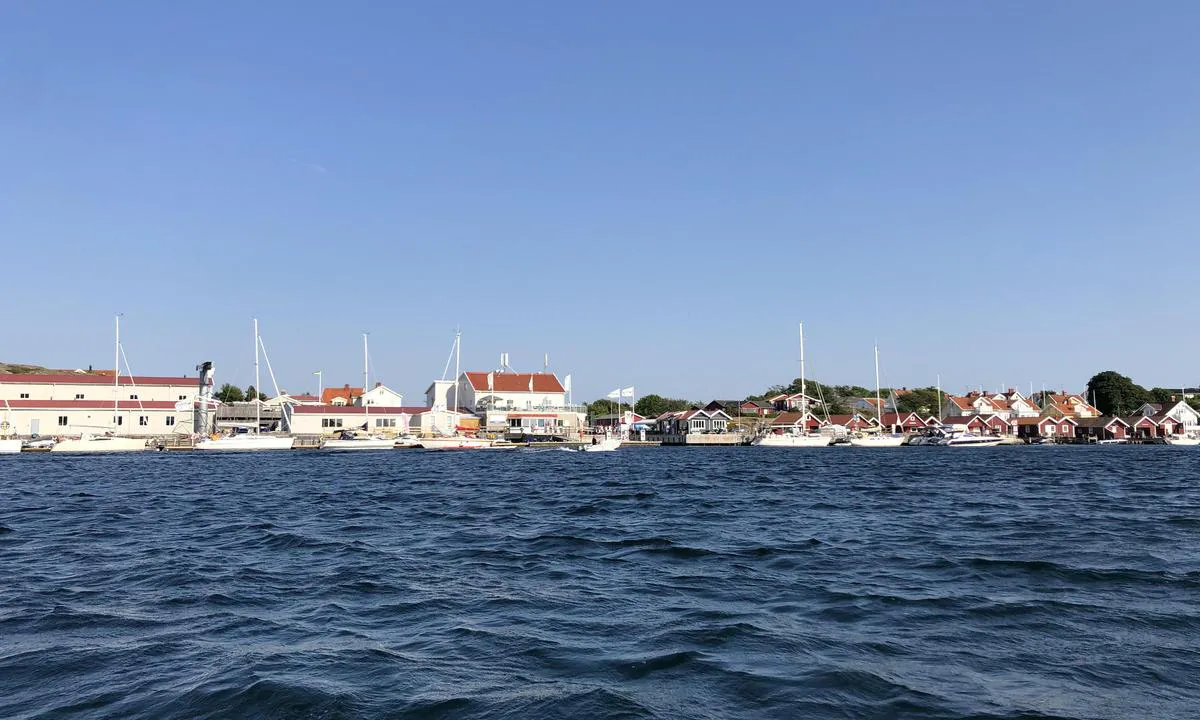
[946,396,974,410]
[771,411,822,427]
[322,386,363,404]
[741,399,773,409]
[464,372,565,393]
[1075,416,1130,429]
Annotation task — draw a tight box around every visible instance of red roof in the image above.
[464,372,565,393]
[321,386,363,404]
[0,373,196,386]
[293,405,429,415]
[0,399,182,410]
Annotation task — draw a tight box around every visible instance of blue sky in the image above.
[3,2,1198,402]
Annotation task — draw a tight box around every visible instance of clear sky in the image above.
[3,1,1198,402]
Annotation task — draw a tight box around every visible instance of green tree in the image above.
[896,387,941,415]
[215,383,244,403]
[1149,387,1185,403]
[244,384,266,401]
[1085,371,1153,416]
[586,398,619,419]
[634,394,694,417]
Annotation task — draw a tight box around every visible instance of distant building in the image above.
[0,372,204,437]
[322,385,363,406]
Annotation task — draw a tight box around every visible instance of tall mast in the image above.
[363,332,369,424]
[799,322,807,420]
[254,317,260,435]
[452,328,461,417]
[874,344,882,431]
[113,314,120,432]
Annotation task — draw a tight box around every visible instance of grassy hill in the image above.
[0,363,52,374]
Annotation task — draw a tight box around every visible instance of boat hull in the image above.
[1164,436,1200,446]
[195,435,295,451]
[50,436,148,453]
[753,434,831,448]
[0,438,22,454]
[419,437,494,450]
[848,435,906,448]
[581,437,622,452]
[322,438,396,451]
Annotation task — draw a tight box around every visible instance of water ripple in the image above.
[1,446,1198,719]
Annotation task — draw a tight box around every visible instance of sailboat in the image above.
[418,329,504,450]
[323,333,396,451]
[0,400,21,454]
[753,322,831,448]
[196,318,294,451]
[51,315,149,453]
[849,344,906,448]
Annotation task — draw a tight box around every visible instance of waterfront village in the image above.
[1,355,1198,452]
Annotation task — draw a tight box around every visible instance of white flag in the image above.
[563,374,572,392]
[606,388,621,399]
[621,386,635,398]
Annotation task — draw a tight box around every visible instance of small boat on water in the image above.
[929,428,1003,447]
[1164,434,1200,446]
[581,436,622,452]
[849,433,906,448]
[322,431,395,451]
[0,438,22,454]
[196,432,295,451]
[419,435,498,450]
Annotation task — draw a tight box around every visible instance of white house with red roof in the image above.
[942,392,1014,421]
[424,371,584,440]
[1133,399,1200,432]
[991,390,1040,418]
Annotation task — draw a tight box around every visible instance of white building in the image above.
[424,371,584,440]
[360,383,405,408]
[0,373,205,437]
[289,405,425,436]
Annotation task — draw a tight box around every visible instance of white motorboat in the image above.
[1164,434,1200,446]
[0,438,22,454]
[394,436,422,448]
[581,436,622,452]
[930,429,1003,447]
[196,433,295,451]
[849,433,906,448]
[322,433,396,451]
[51,433,148,453]
[753,432,831,447]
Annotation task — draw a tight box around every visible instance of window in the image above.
[75,393,85,400]
[165,416,175,426]
[129,394,138,400]
[116,416,124,426]
[20,393,29,399]
[138,416,148,426]
[322,418,344,428]
[178,395,187,400]
[57,416,68,426]
[375,418,396,428]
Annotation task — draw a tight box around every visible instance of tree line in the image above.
[214,383,267,403]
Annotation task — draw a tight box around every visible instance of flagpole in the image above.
[315,370,322,402]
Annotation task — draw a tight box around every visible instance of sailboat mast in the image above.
[254,317,260,435]
[937,374,943,423]
[799,322,807,420]
[113,314,120,432]
[874,344,882,431]
[452,329,461,416]
[363,332,369,424]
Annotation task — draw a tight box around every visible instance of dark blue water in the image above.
[3,447,1198,719]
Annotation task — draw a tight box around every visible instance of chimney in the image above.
[1171,395,1176,402]
[376,381,382,388]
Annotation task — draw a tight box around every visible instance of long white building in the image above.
[0,373,206,438]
